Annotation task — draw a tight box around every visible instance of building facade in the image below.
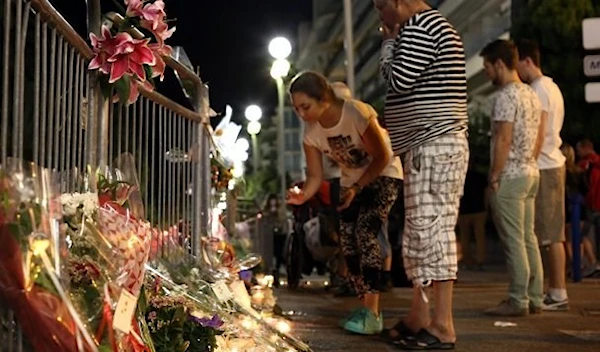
[297,0,512,106]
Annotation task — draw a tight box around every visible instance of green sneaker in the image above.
[343,308,383,335]
[339,307,363,328]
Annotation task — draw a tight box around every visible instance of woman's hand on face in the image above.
[338,187,356,211]
[286,186,305,206]
[381,23,400,41]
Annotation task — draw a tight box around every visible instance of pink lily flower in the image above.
[107,34,156,83]
[89,25,119,74]
[124,0,144,18]
[148,43,172,81]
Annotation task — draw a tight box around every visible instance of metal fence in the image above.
[0,0,212,350]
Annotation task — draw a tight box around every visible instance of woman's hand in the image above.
[381,23,400,41]
[286,186,305,206]
[338,187,357,211]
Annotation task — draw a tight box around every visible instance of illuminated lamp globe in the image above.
[268,37,292,59]
[247,120,262,135]
[244,105,262,122]
[270,59,291,80]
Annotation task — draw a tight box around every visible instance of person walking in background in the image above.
[287,71,403,335]
[480,39,544,317]
[458,159,489,271]
[374,0,469,349]
[576,139,600,272]
[264,194,287,285]
[516,39,569,311]
[560,143,600,277]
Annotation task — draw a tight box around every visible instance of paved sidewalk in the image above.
[277,269,600,351]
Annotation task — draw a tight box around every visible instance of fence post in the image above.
[85,0,109,170]
[190,83,211,255]
[570,194,583,283]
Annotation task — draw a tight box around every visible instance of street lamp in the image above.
[244,104,262,122]
[245,105,263,172]
[269,36,291,203]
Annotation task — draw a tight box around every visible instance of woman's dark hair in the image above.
[289,71,335,102]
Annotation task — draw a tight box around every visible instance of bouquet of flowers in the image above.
[62,167,154,351]
[88,0,176,105]
[0,160,97,352]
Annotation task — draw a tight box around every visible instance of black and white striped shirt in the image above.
[380,9,468,155]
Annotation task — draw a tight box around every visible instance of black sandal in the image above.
[380,320,416,344]
[396,329,455,350]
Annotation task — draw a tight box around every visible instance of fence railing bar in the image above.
[18,1,31,161]
[33,13,41,165]
[171,110,176,247]
[150,101,157,226]
[59,40,69,175]
[72,56,82,186]
[125,102,131,155]
[186,120,191,250]
[65,47,76,188]
[159,105,166,255]
[143,99,150,218]
[107,101,114,170]
[178,112,183,245]
[84,65,92,169]
[12,0,23,160]
[40,21,48,167]
[168,110,174,255]
[52,36,64,170]
[116,105,122,165]
[1,0,11,165]
[46,29,56,168]
[77,58,86,173]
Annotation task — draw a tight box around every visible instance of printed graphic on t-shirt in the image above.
[326,135,369,169]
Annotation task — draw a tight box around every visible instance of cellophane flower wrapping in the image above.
[145,239,299,352]
[63,163,153,351]
[0,160,96,352]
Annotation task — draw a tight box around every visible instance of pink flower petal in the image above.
[101,25,112,41]
[88,54,104,70]
[109,58,129,83]
[127,81,140,105]
[114,32,134,47]
[129,61,146,81]
[89,32,99,49]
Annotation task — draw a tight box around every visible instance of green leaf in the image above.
[144,66,155,87]
[114,76,131,105]
[137,285,149,315]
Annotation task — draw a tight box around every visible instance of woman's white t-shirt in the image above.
[303,99,403,188]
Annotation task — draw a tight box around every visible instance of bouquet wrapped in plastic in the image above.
[63,164,153,351]
[0,160,96,352]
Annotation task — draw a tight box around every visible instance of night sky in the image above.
[168,1,312,122]
[53,0,312,124]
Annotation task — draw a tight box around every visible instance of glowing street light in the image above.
[269,36,292,203]
[270,59,291,80]
[268,37,292,60]
[247,120,262,135]
[244,104,262,122]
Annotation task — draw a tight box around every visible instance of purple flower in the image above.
[239,270,252,281]
[190,314,224,329]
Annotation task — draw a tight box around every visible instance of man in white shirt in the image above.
[516,39,568,311]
